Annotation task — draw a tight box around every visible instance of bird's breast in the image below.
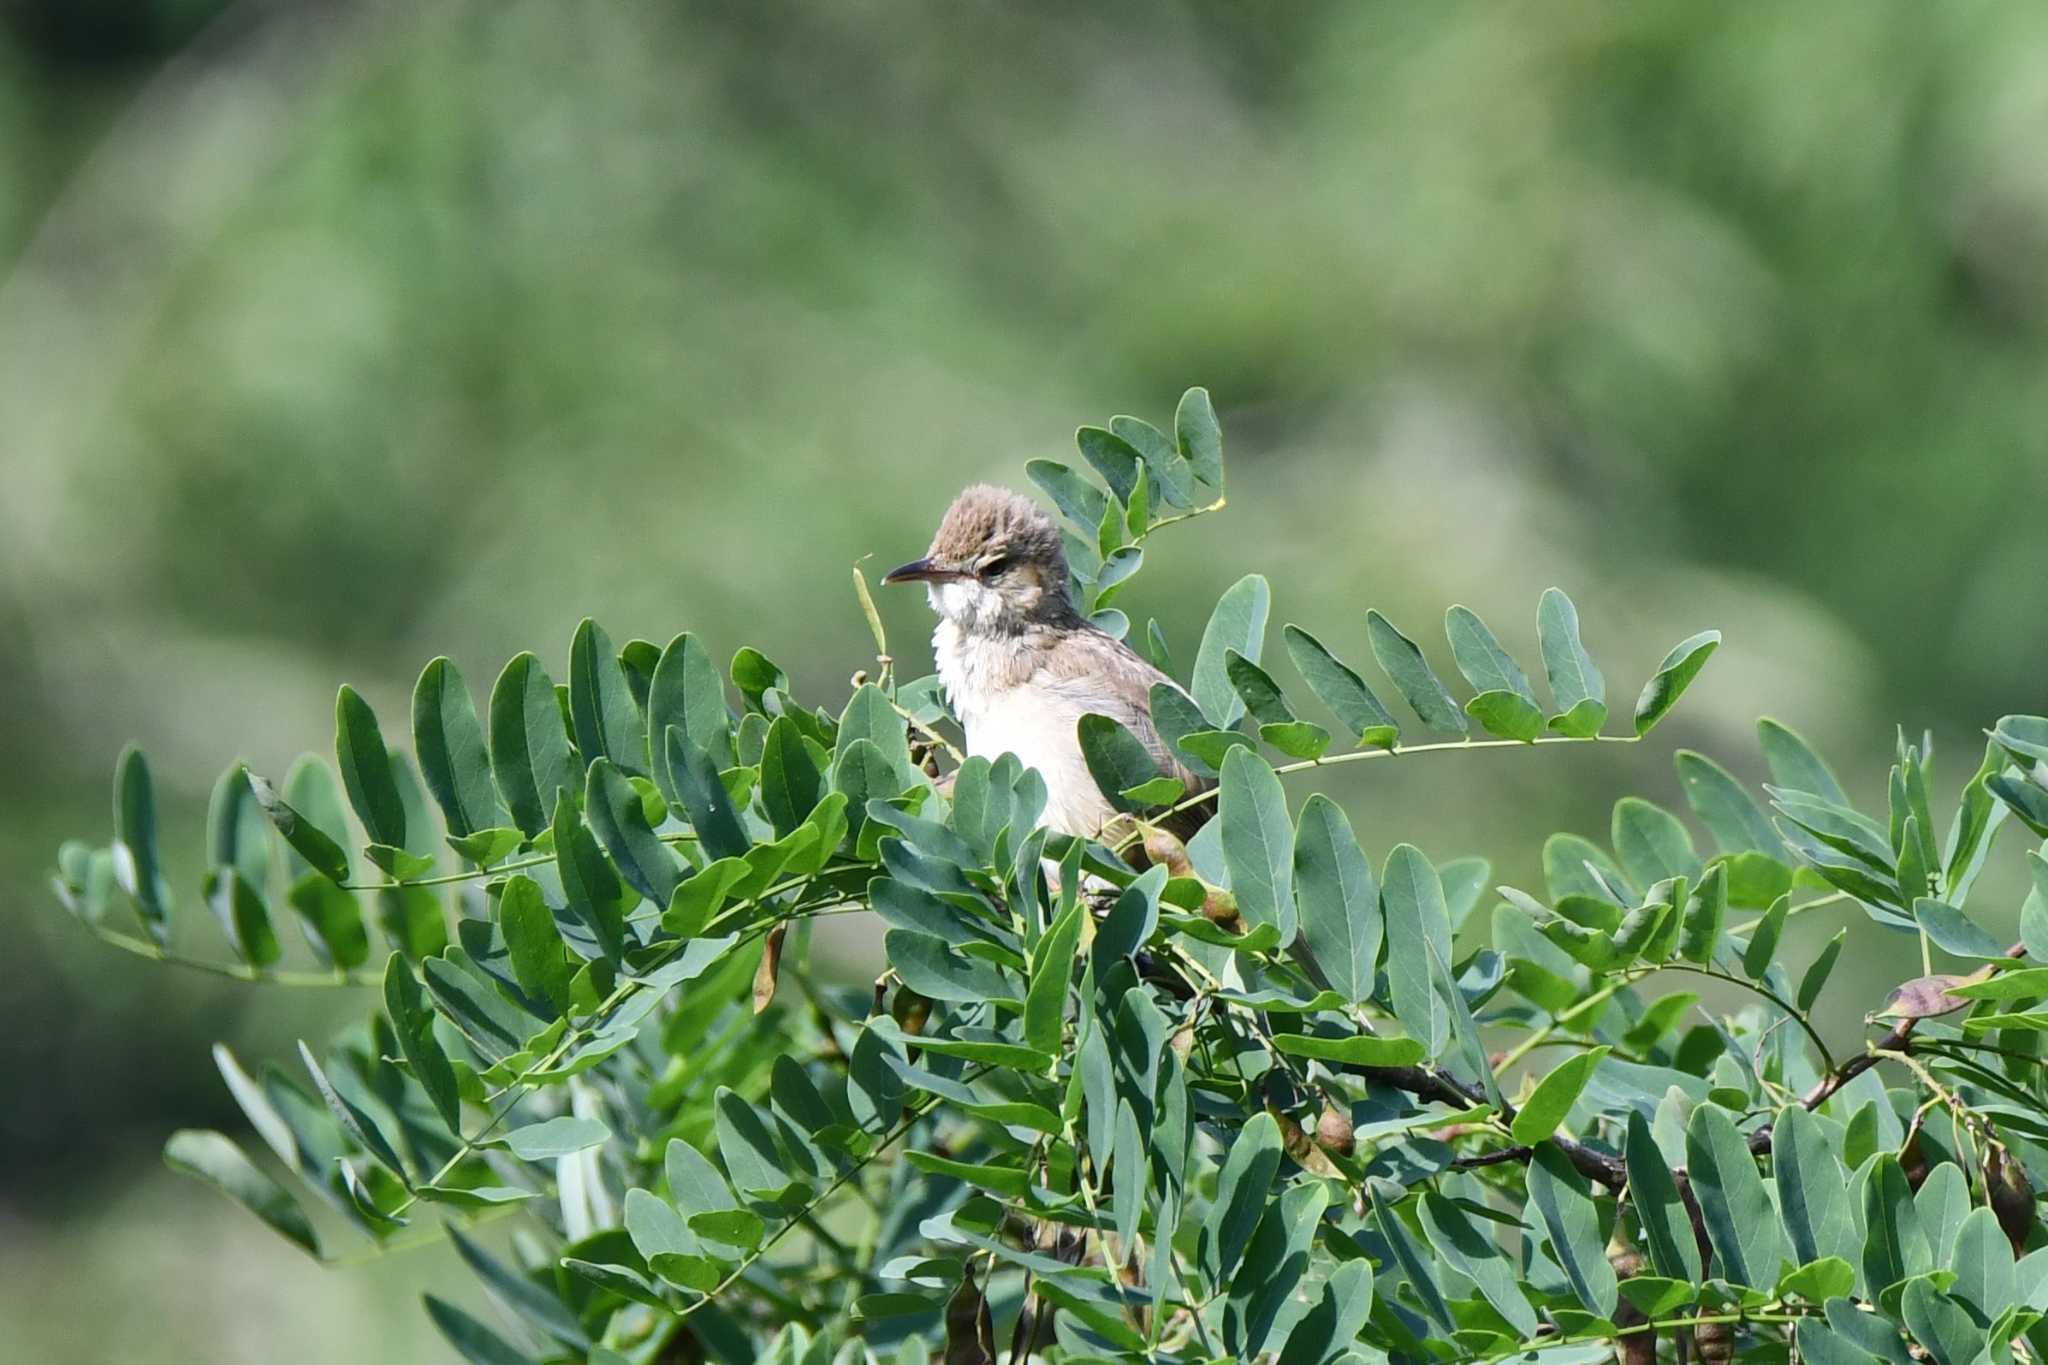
[936,628,1109,836]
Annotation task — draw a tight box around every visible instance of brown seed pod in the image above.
[1315,1106,1356,1157]
[1901,1130,1929,1193]
[1141,829,1194,878]
[751,925,785,1014]
[891,984,932,1037]
[1693,1319,1733,1365]
[1988,1144,2036,1255]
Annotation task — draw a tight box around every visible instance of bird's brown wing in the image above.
[1037,626,1213,839]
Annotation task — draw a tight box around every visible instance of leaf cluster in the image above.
[46,391,2048,1365]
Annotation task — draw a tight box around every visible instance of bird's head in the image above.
[882,485,1077,635]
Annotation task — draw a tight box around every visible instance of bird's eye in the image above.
[977,556,1011,579]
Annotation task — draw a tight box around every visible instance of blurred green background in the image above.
[4,1,2045,1358]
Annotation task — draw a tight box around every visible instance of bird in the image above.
[882,484,1210,841]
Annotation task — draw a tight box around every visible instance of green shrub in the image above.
[49,390,2048,1363]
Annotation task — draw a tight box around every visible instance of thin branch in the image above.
[78,922,382,987]
[1745,940,2027,1155]
[1117,732,1643,855]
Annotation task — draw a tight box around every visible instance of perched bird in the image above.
[883,485,1209,840]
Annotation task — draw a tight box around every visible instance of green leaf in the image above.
[448,1227,589,1350]
[164,1129,319,1255]
[1617,1275,1698,1318]
[1862,1153,1932,1292]
[1760,717,1851,805]
[1370,1190,1455,1332]
[1025,459,1109,531]
[1381,843,1451,1059]
[1543,831,1633,903]
[1432,936,1502,1109]
[335,686,406,849]
[1111,413,1196,508]
[1992,771,2048,837]
[1148,681,1218,776]
[489,653,579,838]
[1528,1141,1618,1316]
[1419,1190,1538,1337]
[1292,793,1381,1006]
[1774,1106,1856,1267]
[1120,776,1186,806]
[1633,630,1720,736]
[569,618,648,779]
[206,868,280,969]
[445,826,521,867]
[728,647,788,713]
[1445,605,1538,703]
[688,1208,766,1250]
[1510,1047,1609,1143]
[1901,1279,1989,1365]
[296,1041,407,1180]
[1174,385,1224,489]
[1625,1110,1701,1281]
[1914,898,2006,959]
[1613,796,1702,888]
[1265,718,1332,762]
[1175,728,1256,771]
[112,745,172,943]
[903,1151,1029,1200]
[665,727,751,861]
[1798,929,1847,1011]
[553,790,628,966]
[423,1295,538,1365]
[1995,714,2048,764]
[383,954,461,1131]
[757,715,823,839]
[1268,1033,1425,1067]
[1078,713,1162,816]
[1366,610,1467,738]
[497,874,574,1014]
[1273,1259,1374,1365]
[649,632,731,789]
[421,953,529,1062]
[1225,648,1295,727]
[1777,1257,1856,1303]
[1795,1318,1887,1365]
[885,930,1016,1003]
[1678,861,1728,963]
[836,683,915,784]
[1743,893,1791,980]
[1282,624,1400,748]
[1076,425,1143,505]
[1687,1102,1785,1288]
[1200,1113,1281,1286]
[1950,1206,2017,1318]
[1191,574,1271,728]
[412,658,505,839]
[496,1116,609,1160]
[1219,747,1296,944]
[714,1087,800,1199]
[1465,690,1545,741]
[286,873,369,969]
[1947,966,2048,1000]
[585,758,680,906]
[203,760,271,891]
[1025,897,1084,1056]
[1676,749,1786,857]
[1537,588,1606,735]
[662,857,750,937]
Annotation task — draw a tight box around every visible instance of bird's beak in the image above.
[881,558,960,585]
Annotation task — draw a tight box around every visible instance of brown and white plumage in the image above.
[884,485,1209,839]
